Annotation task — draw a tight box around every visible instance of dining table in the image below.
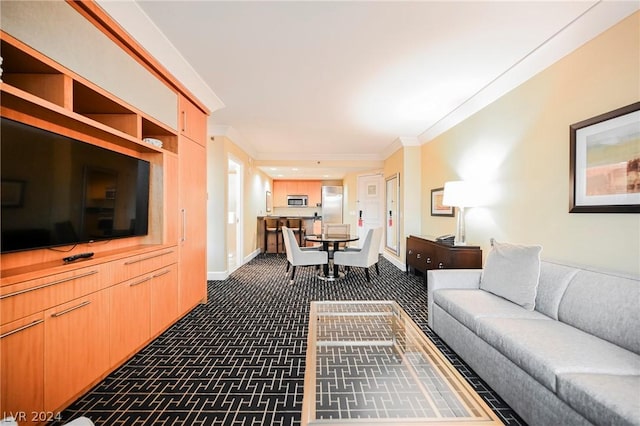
[304,233,360,281]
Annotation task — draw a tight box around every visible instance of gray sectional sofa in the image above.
[427,259,640,425]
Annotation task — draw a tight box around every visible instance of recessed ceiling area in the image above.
[98,1,638,179]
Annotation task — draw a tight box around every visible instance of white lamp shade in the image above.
[442,181,474,207]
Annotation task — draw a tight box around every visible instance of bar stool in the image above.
[264,218,281,254]
[287,218,305,247]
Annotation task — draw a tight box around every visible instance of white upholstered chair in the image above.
[333,227,383,282]
[282,226,328,282]
[322,223,351,250]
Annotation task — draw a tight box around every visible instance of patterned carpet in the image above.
[52,254,525,425]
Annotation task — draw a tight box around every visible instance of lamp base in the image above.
[455,206,466,246]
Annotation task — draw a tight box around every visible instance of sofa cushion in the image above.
[433,289,550,333]
[476,317,640,392]
[556,373,640,426]
[534,261,578,319]
[480,240,542,310]
[558,269,640,354]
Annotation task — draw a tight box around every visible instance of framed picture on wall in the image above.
[431,187,454,216]
[570,101,640,213]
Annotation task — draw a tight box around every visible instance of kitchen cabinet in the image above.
[44,291,109,412]
[406,235,482,286]
[272,180,322,207]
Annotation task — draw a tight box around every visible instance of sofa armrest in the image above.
[427,269,482,329]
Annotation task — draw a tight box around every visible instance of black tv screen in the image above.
[1,118,150,253]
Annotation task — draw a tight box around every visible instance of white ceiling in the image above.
[99,1,638,179]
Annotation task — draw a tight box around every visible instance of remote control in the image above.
[63,252,94,263]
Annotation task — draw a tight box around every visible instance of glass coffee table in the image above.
[302,301,503,425]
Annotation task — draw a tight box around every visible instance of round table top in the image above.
[305,233,360,243]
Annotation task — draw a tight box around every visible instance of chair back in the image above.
[281,226,294,264]
[287,218,303,230]
[364,227,384,265]
[265,218,280,230]
[323,223,350,235]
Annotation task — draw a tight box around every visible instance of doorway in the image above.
[227,158,243,273]
[356,173,384,251]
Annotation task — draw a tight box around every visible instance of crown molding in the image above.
[418,1,638,144]
[95,0,225,113]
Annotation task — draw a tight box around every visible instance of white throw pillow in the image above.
[480,239,542,310]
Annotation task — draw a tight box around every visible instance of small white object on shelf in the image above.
[142,137,163,148]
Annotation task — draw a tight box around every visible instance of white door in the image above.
[356,173,384,251]
[227,158,243,272]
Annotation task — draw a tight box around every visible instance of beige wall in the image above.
[207,136,272,279]
[421,12,640,276]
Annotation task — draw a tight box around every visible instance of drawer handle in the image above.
[152,269,171,279]
[0,270,99,300]
[426,257,431,264]
[124,250,174,265]
[0,319,44,339]
[416,253,421,259]
[51,301,91,318]
[130,276,152,287]
[408,249,413,255]
[438,262,444,268]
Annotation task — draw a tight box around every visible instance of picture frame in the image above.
[1,180,25,208]
[431,187,454,216]
[265,190,273,213]
[569,102,640,213]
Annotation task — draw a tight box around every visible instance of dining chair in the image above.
[281,226,328,283]
[287,218,305,246]
[264,217,281,255]
[322,223,351,250]
[333,227,383,282]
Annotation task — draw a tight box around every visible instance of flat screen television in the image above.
[1,117,150,253]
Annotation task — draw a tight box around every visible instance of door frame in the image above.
[227,156,243,272]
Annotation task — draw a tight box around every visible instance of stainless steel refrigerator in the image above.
[321,186,343,224]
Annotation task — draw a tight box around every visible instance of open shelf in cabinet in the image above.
[0,34,178,155]
[1,39,70,109]
[73,81,138,138]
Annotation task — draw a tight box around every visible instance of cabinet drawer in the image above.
[111,248,178,284]
[407,239,436,272]
[1,264,108,324]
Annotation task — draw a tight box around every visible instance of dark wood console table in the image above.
[406,235,482,286]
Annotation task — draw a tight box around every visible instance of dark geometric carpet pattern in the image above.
[52,255,525,426]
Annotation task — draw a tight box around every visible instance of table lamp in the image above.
[442,180,473,246]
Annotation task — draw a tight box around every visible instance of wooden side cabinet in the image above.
[406,235,482,285]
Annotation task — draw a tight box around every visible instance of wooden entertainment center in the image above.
[0,2,208,424]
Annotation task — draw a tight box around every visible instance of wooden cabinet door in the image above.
[178,138,207,315]
[1,313,44,425]
[109,277,151,366]
[164,153,180,245]
[150,265,179,335]
[308,181,322,206]
[273,180,287,207]
[178,96,206,144]
[44,291,109,412]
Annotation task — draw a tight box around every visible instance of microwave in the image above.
[287,195,308,206]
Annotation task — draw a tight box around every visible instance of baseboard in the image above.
[208,270,229,281]
[382,252,405,271]
[208,249,261,281]
[245,249,260,263]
